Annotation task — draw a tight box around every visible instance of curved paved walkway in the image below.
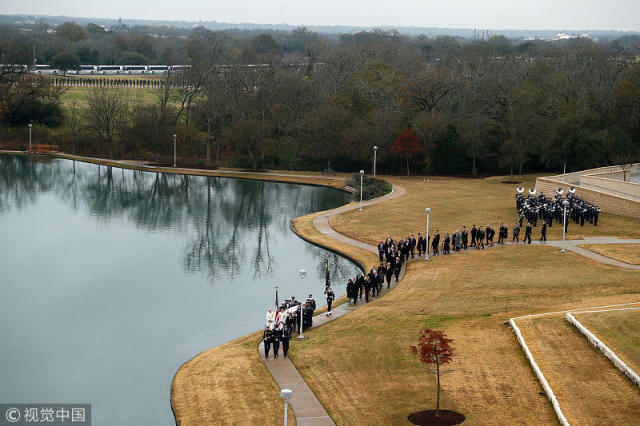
[259,185,409,425]
[546,237,640,270]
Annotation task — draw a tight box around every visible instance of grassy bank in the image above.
[330,175,640,245]
[519,315,640,424]
[575,309,640,374]
[287,245,640,424]
[171,331,296,425]
[580,244,640,265]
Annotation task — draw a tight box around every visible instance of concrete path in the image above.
[259,185,409,425]
[547,237,640,270]
[312,185,407,253]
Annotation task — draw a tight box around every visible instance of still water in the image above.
[0,154,358,425]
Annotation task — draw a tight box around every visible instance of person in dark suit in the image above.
[417,233,424,257]
[394,257,402,282]
[385,262,393,289]
[471,225,477,247]
[432,231,440,255]
[443,233,450,254]
[476,226,485,249]
[524,222,532,244]
[377,241,385,262]
[461,226,468,250]
[540,221,547,243]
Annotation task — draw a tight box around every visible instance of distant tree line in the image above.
[1,23,640,175]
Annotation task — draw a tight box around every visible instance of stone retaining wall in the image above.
[536,163,640,219]
[566,312,640,389]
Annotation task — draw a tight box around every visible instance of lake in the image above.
[0,154,358,425]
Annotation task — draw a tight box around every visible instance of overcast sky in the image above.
[2,0,639,31]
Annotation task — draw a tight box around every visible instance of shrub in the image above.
[346,174,392,200]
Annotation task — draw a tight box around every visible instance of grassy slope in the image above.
[288,243,640,424]
[330,175,640,245]
[519,315,640,425]
[171,331,296,426]
[579,244,640,265]
[576,309,640,374]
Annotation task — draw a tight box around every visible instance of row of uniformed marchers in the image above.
[515,186,600,230]
[263,294,317,358]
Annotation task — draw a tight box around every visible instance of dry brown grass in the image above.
[330,175,640,246]
[287,244,640,425]
[518,315,640,425]
[575,309,640,375]
[579,244,640,265]
[171,331,296,426]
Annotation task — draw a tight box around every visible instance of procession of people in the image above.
[263,185,604,357]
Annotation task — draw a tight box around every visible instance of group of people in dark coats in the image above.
[263,294,316,358]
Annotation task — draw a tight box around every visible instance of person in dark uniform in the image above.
[324,286,335,316]
[540,221,547,243]
[461,226,468,250]
[281,325,291,357]
[524,222,532,244]
[272,327,280,358]
[594,207,600,226]
[263,327,273,358]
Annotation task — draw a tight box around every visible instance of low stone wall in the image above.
[566,312,640,389]
[537,177,640,219]
[536,163,640,219]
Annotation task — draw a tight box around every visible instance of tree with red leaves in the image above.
[391,129,423,175]
[410,329,454,417]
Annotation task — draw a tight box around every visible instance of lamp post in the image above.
[298,269,306,339]
[561,200,569,253]
[28,123,32,151]
[373,146,378,177]
[359,170,364,212]
[280,388,293,426]
[425,208,431,260]
[173,134,177,167]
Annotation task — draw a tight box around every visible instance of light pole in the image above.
[173,134,177,167]
[280,388,292,426]
[561,200,569,253]
[28,123,32,151]
[373,146,378,177]
[359,170,364,212]
[425,208,431,260]
[298,269,306,339]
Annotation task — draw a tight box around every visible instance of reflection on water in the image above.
[0,154,357,425]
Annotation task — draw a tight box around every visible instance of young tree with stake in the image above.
[410,329,454,418]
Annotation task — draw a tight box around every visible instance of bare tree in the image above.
[84,87,128,158]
